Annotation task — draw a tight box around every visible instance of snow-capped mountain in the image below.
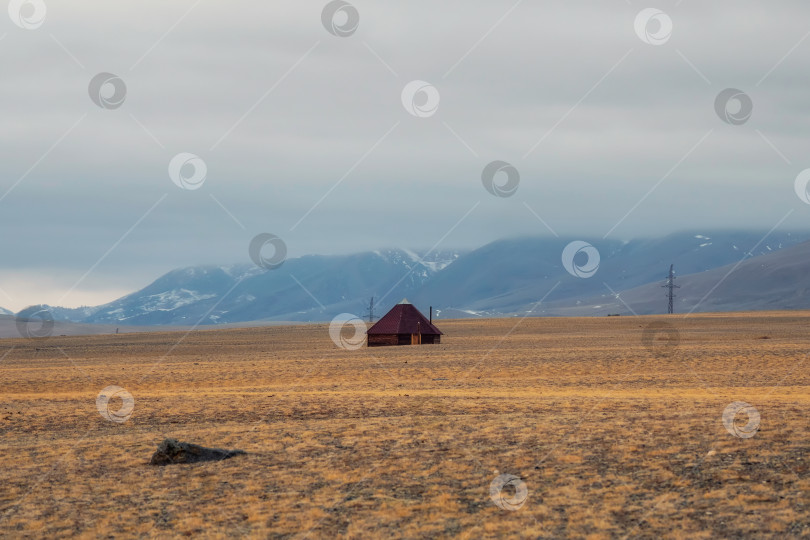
[544,239,810,315]
[80,248,460,325]
[408,231,808,315]
[10,231,810,326]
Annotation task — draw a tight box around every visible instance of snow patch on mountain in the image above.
[374,248,459,274]
[219,264,264,280]
[138,289,217,312]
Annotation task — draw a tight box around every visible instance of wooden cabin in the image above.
[366,299,442,347]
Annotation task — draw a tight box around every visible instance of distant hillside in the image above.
[541,239,810,316]
[410,231,807,316]
[82,249,459,325]
[7,231,810,328]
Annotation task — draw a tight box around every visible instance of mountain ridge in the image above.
[10,231,810,326]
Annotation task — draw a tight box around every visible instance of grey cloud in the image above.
[2,0,810,309]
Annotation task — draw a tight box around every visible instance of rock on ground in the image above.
[149,438,246,466]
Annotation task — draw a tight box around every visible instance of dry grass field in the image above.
[1,312,809,538]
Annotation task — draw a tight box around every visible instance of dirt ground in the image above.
[0,312,809,538]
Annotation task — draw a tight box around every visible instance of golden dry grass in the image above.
[1,312,809,538]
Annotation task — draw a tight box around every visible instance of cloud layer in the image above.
[1,0,810,309]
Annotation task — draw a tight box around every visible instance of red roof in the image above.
[366,301,442,335]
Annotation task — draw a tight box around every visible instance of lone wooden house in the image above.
[366,299,442,347]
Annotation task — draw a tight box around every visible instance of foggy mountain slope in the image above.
[9,231,810,326]
[410,231,807,315]
[540,239,810,316]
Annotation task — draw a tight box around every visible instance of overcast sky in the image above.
[2,0,810,311]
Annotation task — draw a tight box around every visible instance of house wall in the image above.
[367,334,441,346]
[367,334,399,347]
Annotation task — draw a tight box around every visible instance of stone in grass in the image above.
[149,438,246,466]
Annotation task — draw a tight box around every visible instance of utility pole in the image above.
[662,264,679,314]
[366,296,376,323]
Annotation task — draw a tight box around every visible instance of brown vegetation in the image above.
[1,312,809,538]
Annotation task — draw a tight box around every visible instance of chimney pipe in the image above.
[430,306,432,324]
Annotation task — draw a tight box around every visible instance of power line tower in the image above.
[366,296,376,323]
[662,264,679,314]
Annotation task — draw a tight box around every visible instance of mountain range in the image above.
[8,231,810,326]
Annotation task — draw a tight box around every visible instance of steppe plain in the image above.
[1,313,809,538]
